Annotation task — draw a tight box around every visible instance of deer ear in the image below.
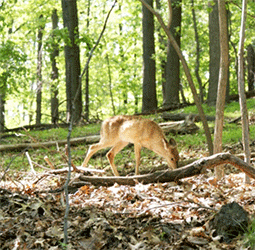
[169,138,177,148]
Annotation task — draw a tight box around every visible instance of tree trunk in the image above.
[155,0,167,103]
[163,0,181,107]
[61,0,82,123]
[36,14,44,125]
[214,0,229,180]
[84,0,91,121]
[51,9,59,124]
[191,0,203,103]
[208,0,220,106]
[238,0,250,184]
[247,44,255,91]
[208,0,230,106]
[139,0,213,155]
[0,91,5,132]
[142,0,157,113]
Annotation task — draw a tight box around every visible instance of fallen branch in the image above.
[0,135,100,152]
[25,152,36,176]
[48,166,105,175]
[160,120,199,134]
[0,119,198,152]
[162,112,215,122]
[44,156,55,169]
[3,123,69,133]
[77,153,255,186]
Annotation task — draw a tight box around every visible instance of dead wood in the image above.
[3,123,69,133]
[0,135,100,152]
[236,152,255,160]
[0,119,198,152]
[229,116,241,124]
[48,166,105,175]
[162,112,215,122]
[135,103,192,115]
[229,89,255,101]
[160,120,199,134]
[44,156,55,169]
[77,153,255,187]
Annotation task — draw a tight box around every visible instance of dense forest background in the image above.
[0,0,255,131]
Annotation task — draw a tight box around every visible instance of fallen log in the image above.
[77,153,255,186]
[3,123,69,133]
[0,135,100,152]
[160,120,199,134]
[162,112,215,122]
[229,89,255,101]
[0,119,197,152]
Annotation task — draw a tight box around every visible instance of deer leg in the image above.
[106,141,129,176]
[82,141,113,168]
[134,143,142,175]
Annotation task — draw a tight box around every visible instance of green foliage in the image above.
[244,219,255,248]
[45,27,71,53]
[1,0,255,127]
[0,40,27,93]
[170,98,255,148]
[2,99,255,175]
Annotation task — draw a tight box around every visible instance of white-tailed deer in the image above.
[82,115,179,176]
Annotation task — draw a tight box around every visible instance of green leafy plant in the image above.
[244,218,255,248]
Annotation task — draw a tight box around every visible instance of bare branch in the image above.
[78,153,255,187]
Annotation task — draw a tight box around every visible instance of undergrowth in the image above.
[0,98,255,174]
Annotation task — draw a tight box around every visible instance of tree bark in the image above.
[208,0,220,106]
[214,0,229,180]
[77,153,255,186]
[155,0,167,104]
[247,44,255,91]
[84,0,91,121]
[191,0,203,103]
[238,0,250,184]
[163,0,181,107]
[51,9,59,124]
[142,0,157,112]
[61,0,82,123]
[36,14,45,125]
[0,91,5,132]
[139,0,213,155]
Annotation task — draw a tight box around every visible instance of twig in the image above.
[44,156,55,169]
[138,200,217,216]
[65,144,77,171]
[25,151,36,176]
[184,198,218,211]
[31,161,51,171]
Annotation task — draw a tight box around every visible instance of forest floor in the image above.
[1,102,255,249]
[1,140,255,249]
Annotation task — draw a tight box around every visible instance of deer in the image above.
[82,115,179,176]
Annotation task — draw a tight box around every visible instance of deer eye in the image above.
[171,158,174,161]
